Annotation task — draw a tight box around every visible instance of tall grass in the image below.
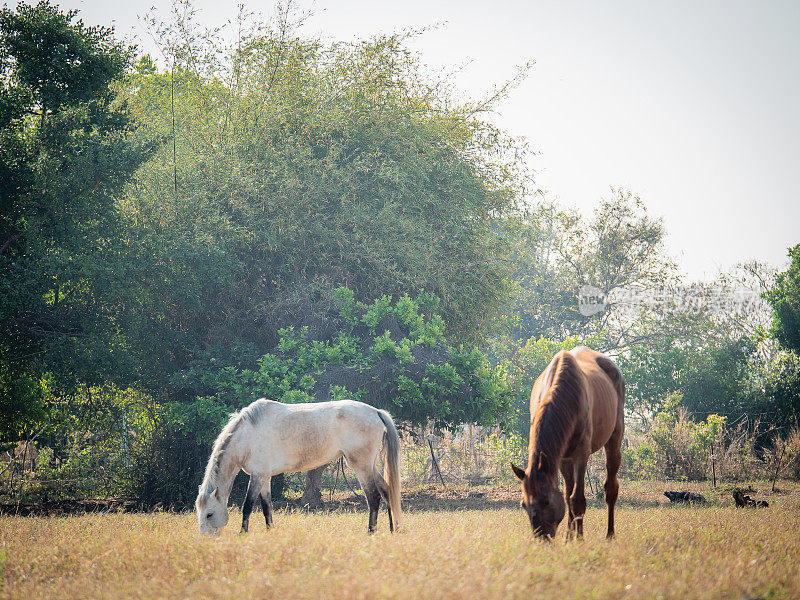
[1,486,799,599]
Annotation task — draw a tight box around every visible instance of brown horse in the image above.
[511,346,624,540]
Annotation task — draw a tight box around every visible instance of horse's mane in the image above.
[529,352,583,485]
[199,399,269,494]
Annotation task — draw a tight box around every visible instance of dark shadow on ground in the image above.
[0,498,136,516]
[399,488,520,513]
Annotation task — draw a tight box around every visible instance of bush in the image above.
[0,386,157,504]
[184,287,511,429]
[623,394,726,481]
[621,394,800,483]
[124,287,511,507]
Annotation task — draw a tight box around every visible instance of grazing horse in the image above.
[511,346,625,540]
[195,399,401,535]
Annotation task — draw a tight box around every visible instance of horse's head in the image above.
[195,486,229,535]
[511,455,565,540]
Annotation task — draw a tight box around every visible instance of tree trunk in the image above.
[300,464,326,508]
[271,472,285,501]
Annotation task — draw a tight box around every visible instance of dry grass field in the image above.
[1,482,799,600]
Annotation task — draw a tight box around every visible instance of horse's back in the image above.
[529,350,577,412]
[282,398,382,423]
[569,347,624,451]
[265,399,385,438]
[243,399,386,474]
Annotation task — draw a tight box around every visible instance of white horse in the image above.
[195,399,402,535]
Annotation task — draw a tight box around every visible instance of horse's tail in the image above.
[376,409,402,530]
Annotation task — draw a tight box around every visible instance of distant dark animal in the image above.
[511,346,625,540]
[732,488,768,508]
[664,491,707,504]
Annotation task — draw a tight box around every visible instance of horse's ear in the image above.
[510,462,527,482]
[210,486,219,501]
[538,452,551,474]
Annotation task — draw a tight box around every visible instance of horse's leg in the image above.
[560,460,576,541]
[364,479,382,534]
[570,457,588,540]
[604,432,623,539]
[374,471,394,533]
[259,476,274,530]
[346,452,382,534]
[241,474,263,534]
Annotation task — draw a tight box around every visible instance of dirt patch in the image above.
[400,485,519,512]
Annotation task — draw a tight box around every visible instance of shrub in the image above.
[124,287,511,507]
[480,430,526,485]
[624,394,727,481]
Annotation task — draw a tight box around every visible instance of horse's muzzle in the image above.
[532,524,555,540]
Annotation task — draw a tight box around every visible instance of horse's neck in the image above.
[530,399,572,472]
[207,442,241,502]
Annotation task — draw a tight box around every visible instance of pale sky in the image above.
[51,0,800,280]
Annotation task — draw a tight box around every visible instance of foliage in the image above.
[751,350,800,432]
[623,394,726,480]
[118,2,527,382]
[617,333,756,423]
[166,396,230,447]
[0,1,130,121]
[190,289,512,430]
[766,243,800,353]
[1,385,156,503]
[0,0,153,441]
[493,190,673,350]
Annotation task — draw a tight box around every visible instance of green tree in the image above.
[495,190,674,351]
[617,331,755,424]
[132,289,511,507]
[755,351,800,432]
[0,1,152,442]
[766,244,800,353]
[117,5,526,403]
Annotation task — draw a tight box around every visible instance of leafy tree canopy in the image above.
[174,288,510,432]
[118,6,526,387]
[617,333,756,424]
[494,190,673,352]
[0,0,131,126]
[766,244,800,353]
[0,0,152,441]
